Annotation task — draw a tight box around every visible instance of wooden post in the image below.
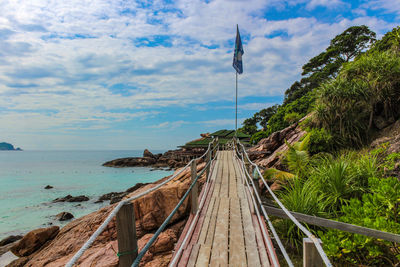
[191,160,198,214]
[303,238,324,267]
[116,202,138,267]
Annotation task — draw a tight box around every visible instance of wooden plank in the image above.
[259,215,280,266]
[210,197,229,266]
[173,213,195,256]
[178,244,194,267]
[263,205,400,243]
[240,187,262,267]
[252,214,271,267]
[219,152,229,197]
[228,152,238,199]
[229,197,247,267]
[196,245,211,267]
[204,196,221,246]
[187,244,201,267]
[197,196,216,245]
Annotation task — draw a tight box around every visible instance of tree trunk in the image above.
[368,108,374,132]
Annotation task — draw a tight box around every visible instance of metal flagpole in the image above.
[235,71,238,136]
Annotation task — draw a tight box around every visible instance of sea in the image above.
[0,150,173,240]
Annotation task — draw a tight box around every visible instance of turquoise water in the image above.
[0,150,173,240]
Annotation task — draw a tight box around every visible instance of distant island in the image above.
[0,142,22,151]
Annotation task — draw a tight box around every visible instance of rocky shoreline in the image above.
[0,159,207,267]
[102,148,205,169]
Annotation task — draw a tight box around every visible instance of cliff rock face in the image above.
[13,162,206,267]
[371,119,400,154]
[247,122,306,171]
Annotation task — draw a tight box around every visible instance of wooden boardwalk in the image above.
[173,150,278,266]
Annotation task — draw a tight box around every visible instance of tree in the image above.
[257,104,279,130]
[240,116,259,135]
[302,25,376,80]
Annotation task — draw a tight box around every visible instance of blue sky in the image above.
[0,0,399,150]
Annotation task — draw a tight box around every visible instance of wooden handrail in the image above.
[263,204,400,243]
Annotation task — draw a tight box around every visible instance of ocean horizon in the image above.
[0,150,173,240]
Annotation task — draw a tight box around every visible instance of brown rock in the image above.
[5,256,31,267]
[53,195,89,203]
[56,212,74,221]
[0,235,23,247]
[143,149,155,159]
[11,226,59,257]
[371,119,400,154]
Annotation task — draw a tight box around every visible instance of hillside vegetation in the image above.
[244,26,400,266]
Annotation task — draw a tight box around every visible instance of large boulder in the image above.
[248,121,307,170]
[143,149,156,159]
[10,226,59,257]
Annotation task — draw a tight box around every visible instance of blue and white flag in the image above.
[233,25,244,74]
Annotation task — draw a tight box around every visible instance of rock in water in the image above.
[53,195,89,202]
[56,212,74,221]
[10,226,59,257]
[44,185,53,189]
[143,149,155,158]
[0,235,23,247]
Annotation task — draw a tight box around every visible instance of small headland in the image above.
[0,142,22,151]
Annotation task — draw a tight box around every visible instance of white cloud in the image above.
[306,0,349,10]
[0,0,396,148]
[149,120,187,129]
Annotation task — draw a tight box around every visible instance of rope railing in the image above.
[133,155,215,266]
[65,139,219,267]
[168,145,217,266]
[234,139,332,267]
[234,145,293,266]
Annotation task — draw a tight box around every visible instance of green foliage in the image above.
[284,112,302,124]
[266,92,315,135]
[315,50,400,147]
[382,152,400,171]
[241,117,259,135]
[307,128,334,155]
[250,131,268,145]
[263,168,295,181]
[321,176,400,266]
[370,26,400,53]
[275,178,327,249]
[240,105,279,135]
[257,104,279,130]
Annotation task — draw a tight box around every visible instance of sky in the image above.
[0,0,399,150]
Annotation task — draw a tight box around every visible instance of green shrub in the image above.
[307,128,334,155]
[275,178,327,250]
[321,176,400,266]
[284,112,302,124]
[250,131,268,145]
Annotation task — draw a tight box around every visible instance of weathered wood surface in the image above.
[116,203,137,267]
[263,205,400,243]
[174,151,275,266]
